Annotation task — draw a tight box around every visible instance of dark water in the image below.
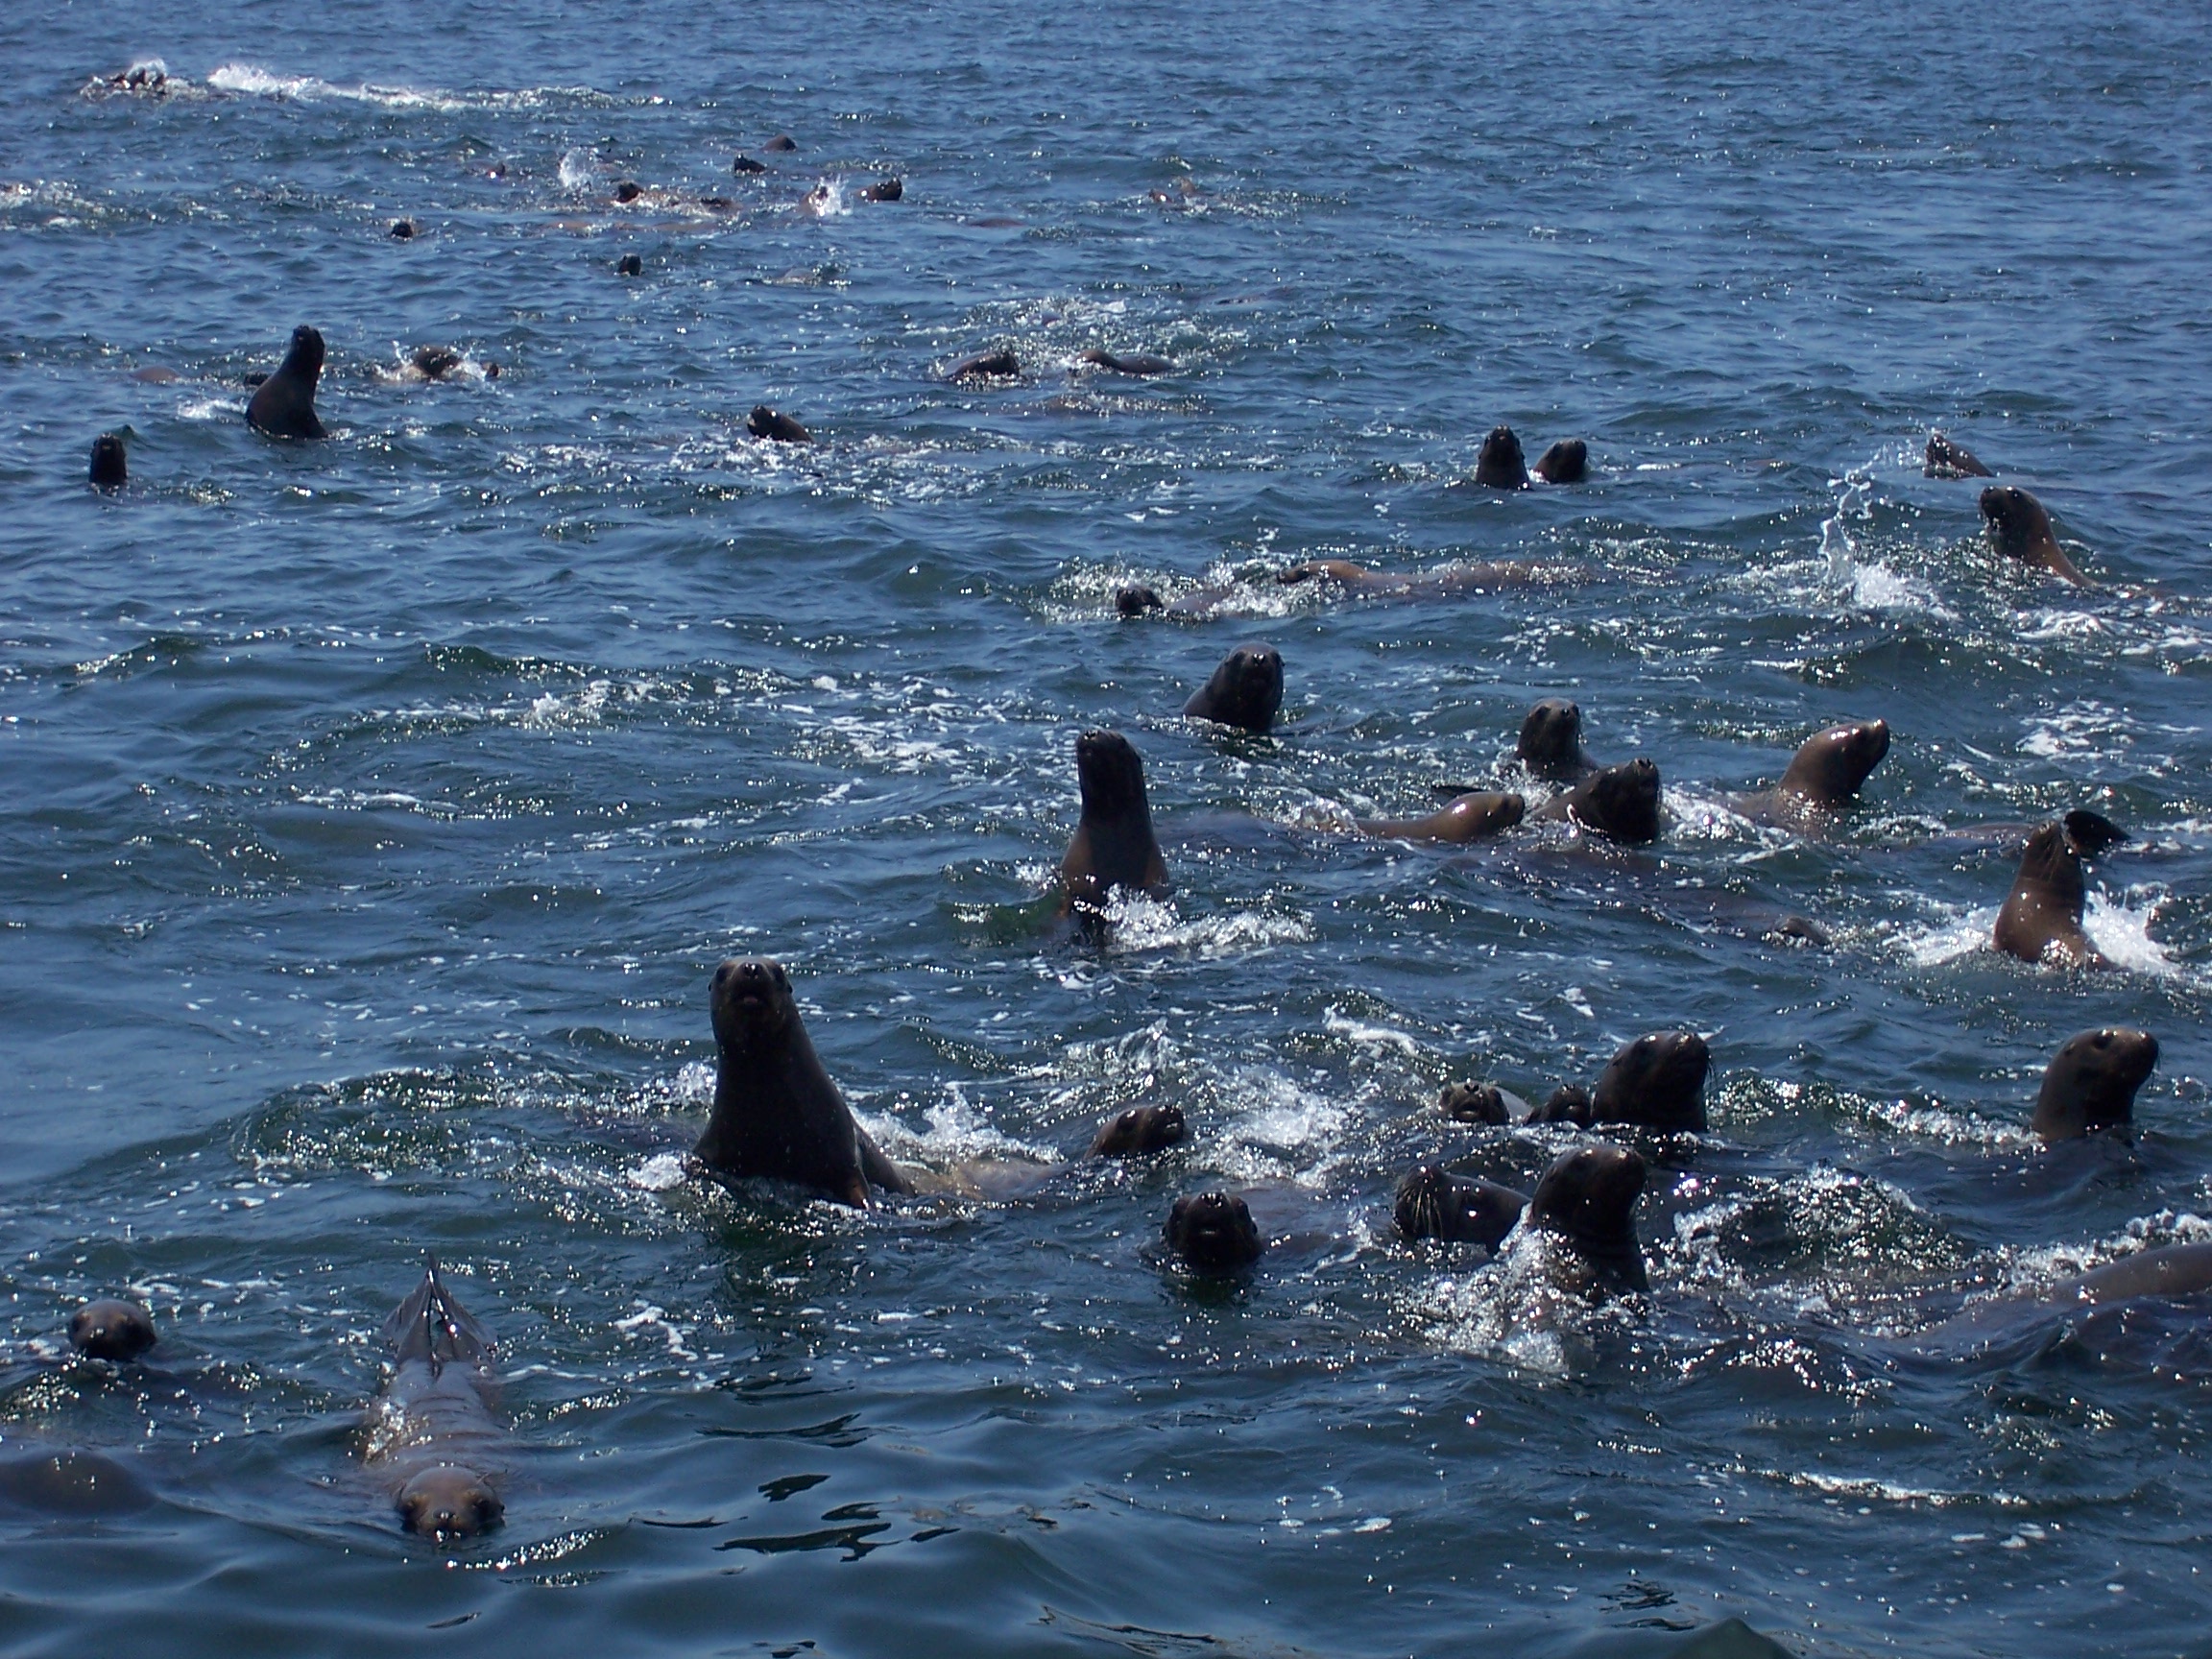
[5,3,2212,1653]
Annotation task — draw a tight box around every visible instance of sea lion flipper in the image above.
[856,1128,914,1195]
[381,1258,492,1369]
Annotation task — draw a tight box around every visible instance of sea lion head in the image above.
[397,1465,503,1541]
[1779,718,1890,806]
[1074,730,1149,819]
[2033,1028,2158,1142]
[67,1299,156,1362]
[1089,1102,1186,1157]
[280,325,325,384]
[1527,1083,1594,1126]
[1473,425,1528,490]
[1592,1030,1709,1132]
[1532,439,1588,484]
[1526,1143,1648,1290]
[709,958,798,1050]
[1394,1166,1526,1247]
[88,433,128,490]
[1438,1081,1507,1124]
[411,345,462,379]
[1164,1191,1263,1273]
[2015,822,2085,894]
[1573,757,1662,842]
[1115,586,1165,617]
[1184,643,1285,734]
[1979,485,2055,564]
[2062,808,2128,857]
[860,177,902,202]
[1516,698,1588,779]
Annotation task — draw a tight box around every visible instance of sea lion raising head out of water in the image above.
[87,433,128,490]
[1182,643,1284,734]
[1164,1191,1263,1273]
[68,1299,156,1361]
[1532,439,1587,484]
[747,406,811,444]
[1994,816,2124,970]
[1534,757,1662,843]
[1438,1081,1509,1125]
[1980,485,2087,586]
[1925,431,1993,479]
[1058,730,1169,930]
[1526,1032,1709,1132]
[1522,1143,1649,1293]
[1473,425,1528,490]
[1742,719,1891,824]
[694,959,913,1206]
[947,349,1022,383]
[1517,698,1597,781]
[1089,1103,1187,1157]
[245,325,328,440]
[2032,1028,2158,1142]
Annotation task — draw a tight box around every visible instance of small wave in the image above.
[1092,891,1315,959]
[207,61,598,113]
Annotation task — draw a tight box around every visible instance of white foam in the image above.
[558,148,597,191]
[1321,1007,1422,1055]
[207,62,591,113]
[629,1153,687,1192]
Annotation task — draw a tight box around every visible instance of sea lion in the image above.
[1358,790,1526,845]
[1473,425,1528,490]
[694,958,912,1207]
[733,155,767,175]
[1394,1166,1527,1247]
[2052,1242,2212,1306]
[389,218,418,240]
[1088,1103,1187,1157]
[87,433,127,490]
[1980,485,2087,585]
[1533,757,1662,843]
[2032,1028,2157,1142]
[617,253,642,276]
[1994,819,2115,969]
[613,180,643,204]
[764,134,798,153]
[368,1260,505,1541]
[747,405,811,444]
[1527,1084,1591,1124]
[410,345,463,380]
[1516,698,1597,781]
[947,349,1021,382]
[1438,1081,1509,1125]
[1182,643,1284,733]
[67,1299,156,1361]
[1740,718,1890,821]
[1164,1191,1263,1273]
[245,325,328,440]
[1117,586,1165,617]
[1925,431,1993,479]
[1078,349,1172,376]
[1519,1142,1649,1293]
[1058,730,1169,930]
[1592,1031,1709,1132]
[1532,439,1587,484]
[858,178,902,203]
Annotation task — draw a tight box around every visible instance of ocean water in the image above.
[5,2,2212,1653]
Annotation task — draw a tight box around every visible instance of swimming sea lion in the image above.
[410,345,463,380]
[1473,425,1528,489]
[245,325,328,440]
[2051,1242,2212,1306]
[1079,349,1172,376]
[1058,730,1169,930]
[1358,790,1526,845]
[617,253,642,276]
[1980,485,2087,585]
[1591,1031,1709,1132]
[68,1299,156,1361]
[1088,1103,1187,1157]
[87,433,127,490]
[1516,698,1597,781]
[733,155,767,174]
[947,349,1021,382]
[389,219,418,240]
[747,406,811,444]
[1925,431,1993,479]
[1182,643,1284,733]
[2032,1028,2157,1142]
[1994,820,2107,969]
[1438,1082,1509,1124]
[1739,718,1890,823]
[1532,439,1587,484]
[1117,585,1165,617]
[764,134,798,153]
[1527,1084,1592,1125]
[695,958,912,1207]
[1164,1191,1263,1272]
[858,178,902,202]
[369,1260,505,1541]
[1520,1142,1648,1293]
[613,180,643,204]
[1394,1166,1527,1247]
[1533,757,1661,843]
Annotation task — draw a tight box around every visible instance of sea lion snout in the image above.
[398,1465,503,1541]
[1165,1191,1263,1273]
[67,1299,156,1362]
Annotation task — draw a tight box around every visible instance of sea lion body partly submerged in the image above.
[1994,817,2119,970]
[68,1299,156,1361]
[2032,1028,2157,1142]
[1533,757,1662,843]
[1925,431,1993,479]
[367,1261,505,1541]
[1164,1191,1263,1273]
[1517,699,1598,781]
[1738,718,1890,823]
[1516,1143,1649,1294]
[1394,1166,1527,1248]
[1980,485,2087,586]
[1058,730,1169,930]
[1358,790,1525,845]
[1182,643,1284,733]
[87,434,128,490]
[1526,1031,1709,1133]
[245,325,328,440]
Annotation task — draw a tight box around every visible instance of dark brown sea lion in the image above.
[1739,718,1890,823]
[2052,1242,2212,1306]
[1980,485,2087,585]
[616,253,643,276]
[87,434,128,491]
[733,155,768,174]
[613,180,643,203]
[1532,439,1587,484]
[947,349,1022,382]
[857,178,902,203]
[1058,730,1169,930]
[410,345,463,380]
[68,1299,156,1361]
[1079,349,1172,376]
[1473,425,1528,489]
[1516,698,1597,781]
[695,958,911,1207]
[1533,757,1661,843]
[1524,1033,1708,1131]
[2032,1028,2157,1142]
[1994,819,2116,969]
[245,325,328,440]
[1527,1084,1591,1124]
[1117,585,1165,617]
[1164,1191,1263,1272]
[1925,431,1993,479]
[369,1260,504,1541]
[1438,1082,1509,1125]
[1089,1103,1186,1157]
[1358,790,1526,845]
[1520,1143,1648,1293]
[1394,1166,1527,1247]
[747,405,810,444]
[764,134,798,153]
[389,218,418,240]
[1183,643,1284,733]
